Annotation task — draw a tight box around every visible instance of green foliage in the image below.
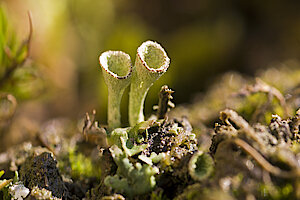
[0,6,44,100]
[3,63,44,99]
[0,6,16,68]
[0,6,23,71]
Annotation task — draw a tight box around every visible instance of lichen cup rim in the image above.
[137,40,170,73]
[99,50,132,80]
[129,40,170,126]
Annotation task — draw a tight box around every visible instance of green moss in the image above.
[259,183,294,200]
[237,93,267,120]
[150,189,168,200]
[69,148,101,179]
[237,93,284,124]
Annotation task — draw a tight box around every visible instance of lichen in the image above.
[100,115,199,199]
[188,151,214,181]
[104,145,159,198]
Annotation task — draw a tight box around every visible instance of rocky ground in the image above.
[1,64,300,199]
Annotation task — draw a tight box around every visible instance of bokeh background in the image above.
[2,0,300,126]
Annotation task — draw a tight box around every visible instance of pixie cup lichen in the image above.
[129,41,170,126]
[99,41,170,129]
[188,151,214,181]
[99,51,132,130]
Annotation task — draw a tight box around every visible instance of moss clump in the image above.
[69,147,101,179]
[259,183,294,200]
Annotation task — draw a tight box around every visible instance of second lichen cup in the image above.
[129,41,170,126]
[99,51,132,130]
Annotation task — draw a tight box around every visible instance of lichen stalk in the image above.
[99,51,132,130]
[129,41,170,126]
[107,89,123,129]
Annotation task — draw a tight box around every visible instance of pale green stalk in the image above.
[99,51,132,130]
[129,41,170,126]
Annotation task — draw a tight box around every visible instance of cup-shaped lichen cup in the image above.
[129,41,170,126]
[99,51,132,130]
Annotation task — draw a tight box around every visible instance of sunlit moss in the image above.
[259,183,294,200]
[69,148,101,179]
[236,93,285,124]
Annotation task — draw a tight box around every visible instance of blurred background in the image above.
[2,0,300,126]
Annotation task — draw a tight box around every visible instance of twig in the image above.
[230,138,300,179]
[36,134,56,156]
[255,78,288,118]
[0,11,33,87]
[156,85,174,119]
[0,93,17,121]
[220,109,266,149]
